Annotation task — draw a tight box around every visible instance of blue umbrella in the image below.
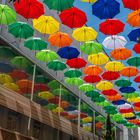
[128,28,140,42]
[65,105,76,111]
[0,62,14,73]
[57,46,80,59]
[125,116,136,120]
[35,99,48,106]
[112,100,126,105]
[92,0,120,19]
[119,87,136,93]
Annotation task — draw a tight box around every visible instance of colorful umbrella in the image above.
[96,115,106,123]
[36,50,58,62]
[96,81,113,91]
[0,74,13,84]
[8,22,34,39]
[24,37,47,51]
[52,88,70,96]
[47,60,67,71]
[122,0,140,10]
[57,46,79,59]
[72,26,98,42]
[83,65,103,75]
[119,108,133,114]
[134,75,140,83]
[92,0,120,19]
[110,48,132,60]
[93,96,105,103]
[14,0,44,19]
[102,71,120,81]
[122,113,135,118]
[102,89,118,96]
[84,75,101,83]
[127,10,140,27]
[105,61,124,71]
[0,4,16,25]
[80,41,102,55]
[127,57,140,67]
[79,83,95,92]
[65,77,84,86]
[33,15,59,34]
[96,101,110,107]
[3,82,19,91]
[128,28,140,42]
[115,78,132,87]
[107,94,121,101]
[44,0,74,12]
[123,92,139,99]
[48,80,60,89]
[34,84,49,92]
[133,43,140,54]
[35,75,49,84]
[48,32,72,48]
[38,91,54,100]
[99,19,124,35]
[48,96,60,104]
[112,100,126,105]
[0,62,14,73]
[16,79,32,89]
[80,0,96,3]
[66,57,87,68]
[119,87,136,93]
[88,53,109,65]
[64,69,82,78]
[85,90,100,98]
[111,114,124,122]
[120,66,138,77]
[59,7,87,28]
[102,35,127,50]
[45,103,57,110]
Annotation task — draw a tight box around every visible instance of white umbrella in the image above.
[102,35,127,50]
[118,103,132,109]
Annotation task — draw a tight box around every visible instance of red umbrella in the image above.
[102,71,120,81]
[133,102,140,107]
[119,108,133,113]
[83,75,101,83]
[34,84,49,92]
[122,0,140,10]
[102,89,118,96]
[133,43,140,54]
[134,75,140,83]
[66,57,87,68]
[48,97,60,104]
[80,113,87,119]
[59,7,87,28]
[14,0,44,19]
[99,19,125,35]
[60,112,69,117]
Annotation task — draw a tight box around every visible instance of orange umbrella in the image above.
[120,66,138,77]
[107,94,122,101]
[60,101,70,108]
[83,65,103,75]
[110,48,132,60]
[127,9,140,27]
[128,119,139,124]
[95,122,103,129]
[48,32,72,48]
[134,106,140,112]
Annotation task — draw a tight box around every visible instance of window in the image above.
[32,120,41,138]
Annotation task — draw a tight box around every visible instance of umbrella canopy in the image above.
[88,53,109,65]
[115,78,132,87]
[123,92,139,99]
[47,60,67,71]
[96,81,113,91]
[107,94,121,101]
[38,91,54,100]
[119,87,136,93]
[65,77,83,86]
[33,15,59,34]
[48,80,60,89]
[127,56,140,67]
[64,69,82,78]
[85,90,100,98]
[59,7,87,28]
[8,22,34,39]
[57,46,79,59]
[0,4,16,25]
[16,79,32,89]
[102,35,127,50]
[81,0,96,3]
[36,50,58,62]
[93,96,105,103]
[48,32,72,48]
[128,28,140,42]
[96,101,111,107]
[105,61,124,71]
[3,82,19,91]
[120,66,139,77]
[0,74,13,84]
[102,71,120,81]
[35,75,49,84]
[99,19,124,35]
[45,103,57,110]
[10,56,32,69]
[72,26,98,42]
[134,75,140,83]
[133,43,140,54]
[127,10,140,27]
[110,48,132,60]
[80,41,102,55]
[122,0,140,10]
[34,84,49,92]
[52,88,70,96]
[92,0,120,19]
[102,89,118,96]
[119,108,133,113]
[79,83,95,92]
[84,75,101,83]
[14,0,44,19]
[44,0,74,12]
[83,65,103,75]
[0,62,14,73]
[24,37,47,51]
[66,57,87,68]
[112,100,126,105]
[111,114,124,122]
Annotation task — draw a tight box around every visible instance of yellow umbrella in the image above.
[122,113,135,118]
[3,82,19,91]
[105,61,124,71]
[88,53,109,65]
[33,15,59,34]
[72,26,98,42]
[82,116,92,123]
[0,74,13,84]
[80,0,96,3]
[38,91,54,100]
[52,107,64,113]
[96,81,113,91]
[127,97,140,103]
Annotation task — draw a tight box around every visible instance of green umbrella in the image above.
[65,77,83,86]
[124,123,136,128]
[136,112,140,117]
[93,96,105,103]
[85,90,100,98]
[35,75,49,83]
[115,78,132,87]
[52,88,70,96]
[47,60,67,71]
[105,110,117,115]
[123,92,139,99]
[44,0,74,11]
[26,65,41,75]
[116,120,127,124]
[104,106,116,111]
[95,115,106,123]
[0,46,16,59]
[48,80,60,90]
[111,114,124,122]
[79,83,95,92]
[127,56,140,67]
[24,37,47,51]
[62,94,78,105]
[36,50,58,62]
[96,101,111,107]
[0,4,16,25]
[80,41,102,55]
[10,56,32,69]
[8,22,34,39]
[44,103,57,110]
[64,69,82,78]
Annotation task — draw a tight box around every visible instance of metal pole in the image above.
[58,85,62,116]
[78,92,81,135]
